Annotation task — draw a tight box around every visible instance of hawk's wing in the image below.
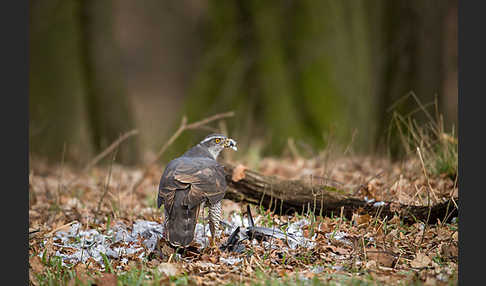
[158,157,227,212]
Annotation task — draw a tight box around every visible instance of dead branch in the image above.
[66,129,139,188]
[222,163,458,225]
[84,129,139,173]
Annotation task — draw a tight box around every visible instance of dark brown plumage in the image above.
[158,134,237,247]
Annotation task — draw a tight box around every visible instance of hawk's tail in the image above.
[166,189,200,247]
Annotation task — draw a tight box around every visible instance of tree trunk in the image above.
[181,0,380,157]
[29,0,92,163]
[79,0,139,165]
[374,0,449,157]
[223,163,457,224]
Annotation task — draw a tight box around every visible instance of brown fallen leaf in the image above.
[389,215,401,225]
[303,271,315,279]
[192,276,204,285]
[29,270,39,286]
[74,263,89,282]
[365,260,377,269]
[452,231,458,242]
[440,243,458,258]
[389,202,401,213]
[334,247,350,255]
[232,164,247,182]
[209,255,218,264]
[221,199,241,216]
[29,256,44,274]
[157,238,175,258]
[95,273,117,286]
[424,275,438,286]
[158,263,181,277]
[436,228,451,240]
[278,269,287,277]
[367,251,397,268]
[354,214,371,225]
[411,252,432,268]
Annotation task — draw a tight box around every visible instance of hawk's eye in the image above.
[215,138,221,144]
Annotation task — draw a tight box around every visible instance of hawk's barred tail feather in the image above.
[166,189,200,247]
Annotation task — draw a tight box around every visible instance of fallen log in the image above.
[222,163,458,224]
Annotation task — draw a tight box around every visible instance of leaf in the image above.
[29,256,44,274]
[440,243,458,258]
[232,164,247,182]
[335,247,350,255]
[74,263,89,282]
[367,251,396,268]
[365,260,377,269]
[452,231,458,242]
[354,214,371,225]
[410,252,432,268]
[437,228,451,240]
[389,215,401,225]
[95,273,117,286]
[29,270,39,286]
[157,263,181,277]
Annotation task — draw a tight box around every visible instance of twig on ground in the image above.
[46,221,78,237]
[362,235,367,261]
[96,148,118,218]
[419,178,432,248]
[29,229,40,235]
[131,111,235,193]
[443,179,459,224]
[57,142,67,206]
[343,129,358,156]
[412,185,426,205]
[372,204,385,229]
[417,147,439,202]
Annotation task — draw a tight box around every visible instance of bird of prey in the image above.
[157,134,237,248]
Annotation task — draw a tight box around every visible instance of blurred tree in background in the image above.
[376,0,453,157]
[30,0,138,165]
[179,1,375,157]
[178,0,455,159]
[79,0,139,164]
[30,0,92,163]
[29,0,457,165]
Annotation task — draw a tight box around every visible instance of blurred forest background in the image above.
[29,0,457,166]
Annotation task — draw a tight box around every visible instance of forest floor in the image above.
[29,145,458,286]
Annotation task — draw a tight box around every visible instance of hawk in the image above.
[157,134,237,248]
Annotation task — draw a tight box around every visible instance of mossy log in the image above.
[223,164,458,225]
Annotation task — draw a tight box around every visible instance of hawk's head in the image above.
[198,134,237,159]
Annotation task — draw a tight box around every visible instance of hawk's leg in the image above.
[208,201,222,247]
[162,208,169,240]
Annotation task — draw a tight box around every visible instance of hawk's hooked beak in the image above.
[224,138,238,151]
